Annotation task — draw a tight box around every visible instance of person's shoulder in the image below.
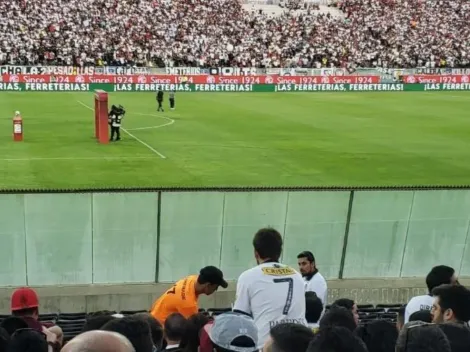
[176,274,197,288]
[238,266,260,281]
[312,272,327,283]
[407,294,433,309]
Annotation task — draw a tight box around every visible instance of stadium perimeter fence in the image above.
[0,185,469,287]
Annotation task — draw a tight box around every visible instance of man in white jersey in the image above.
[233,228,306,349]
[297,251,328,306]
[405,265,458,323]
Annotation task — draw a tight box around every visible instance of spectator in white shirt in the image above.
[233,228,306,350]
[405,265,458,324]
[297,251,328,306]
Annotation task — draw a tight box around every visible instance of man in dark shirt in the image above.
[169,90,175,110]
[157,88,164,112]
[11,287,63,347]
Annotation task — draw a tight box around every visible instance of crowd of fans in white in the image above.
[0,0,469,69]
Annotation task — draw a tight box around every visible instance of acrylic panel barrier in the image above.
[0,190,469,286]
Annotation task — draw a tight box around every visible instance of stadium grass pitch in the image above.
[0,91,470,189]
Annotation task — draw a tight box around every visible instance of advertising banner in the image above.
[0,74,382,85]
[1,82,470,92]
[401,75,470,84]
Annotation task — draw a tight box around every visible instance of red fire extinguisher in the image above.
[13,111,23,142]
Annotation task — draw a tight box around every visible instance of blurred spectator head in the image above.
[134,313,163,350]
[10,288,39,318]
[264,323,314,352]
[297,251,316,276]
[356,320,398,352]
[0,327,10,352]
[253,228,283,263]
[61,330,135,352]
[396,321,451,352]
[82,314,116,333]
[180,313,210,352]
[305,292,323,328]
[438,323,470,352]
[204,312,257,352]
[197,266,228,296]
[164,313,187,346]
[0,316,29,336]
[7,328,48,352]
[409,310,432,324]
[320,306,356,332]
[426,266,457,293]
[101,315,153,352]
[331,299,359,326]
[431,284,470,324]
[307,326,367,352]
[397,306,406,331]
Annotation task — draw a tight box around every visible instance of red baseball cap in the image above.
[11,287,39,312]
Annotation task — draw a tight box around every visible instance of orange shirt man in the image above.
[150,266,228,324]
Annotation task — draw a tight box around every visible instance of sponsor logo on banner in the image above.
[206,75,216,84]
[406,76,416,83]
[75,75,85,83]
[321,76,330,84]
[10,75,19,83]
[265,76,274,84]
[462,75,469,83]
[137,75,147,83]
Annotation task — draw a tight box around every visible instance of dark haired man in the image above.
[319,306,357,332]
[101,315,154,352]
[331,298,359,327]
[134,313,163,350]
[150,266,227,324]
[405,265,458,323]
[297,251,327,306]
[233,228,306,350]
[431,284,470,324]
[263,323,314,352]
[305,292,323,332]
[396,321,451,352]
[308,327,367,352]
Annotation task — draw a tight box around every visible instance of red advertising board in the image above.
[401,75,470,84]
[0,74,381,85]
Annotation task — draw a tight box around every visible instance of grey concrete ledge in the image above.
[0,278,468,314]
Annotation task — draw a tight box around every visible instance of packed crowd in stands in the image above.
[0,228,470,352]
[0,0,469,68]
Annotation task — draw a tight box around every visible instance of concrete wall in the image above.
[1,278,469,314]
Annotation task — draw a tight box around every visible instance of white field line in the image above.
[76,100,167,159]
[1,156,157,162]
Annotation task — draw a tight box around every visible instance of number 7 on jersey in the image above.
[273,278,294,315]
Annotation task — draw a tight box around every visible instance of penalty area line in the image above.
[76,100,167,159]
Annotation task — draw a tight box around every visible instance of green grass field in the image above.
[0,91,470,189]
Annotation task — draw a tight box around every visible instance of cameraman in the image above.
[108,105,125,141]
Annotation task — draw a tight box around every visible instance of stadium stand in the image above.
[0,0,469,68]
[0,304,404,344]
